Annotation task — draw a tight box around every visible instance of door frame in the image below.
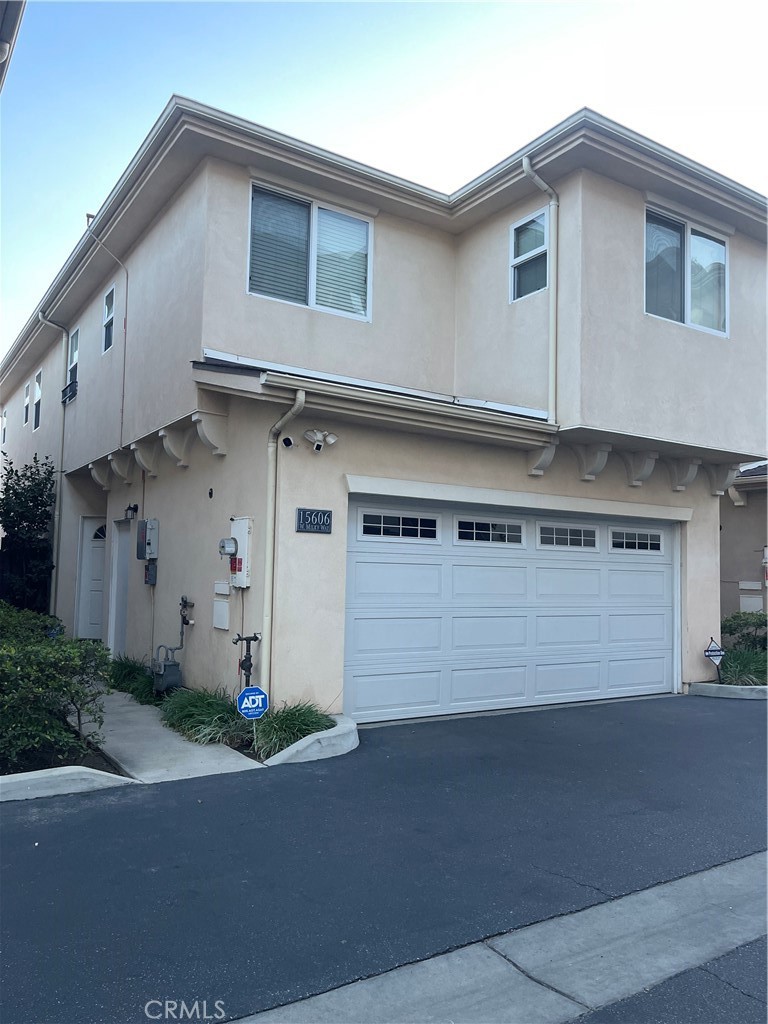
[74,515,107,639]
[107,519,131,655]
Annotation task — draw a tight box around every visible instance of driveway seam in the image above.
[698,957,768,1005]
[481,939,592,1011]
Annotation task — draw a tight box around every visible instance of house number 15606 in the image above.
[296,508,333,534]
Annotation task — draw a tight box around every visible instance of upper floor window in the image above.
[645,210,727,334]
[249,184,371,319]
[510,209,548,301]
[1,409,6,445]
[103,288,115,352]
[23,382,30,425]
[33,370,42,430]
[62,328,79,404]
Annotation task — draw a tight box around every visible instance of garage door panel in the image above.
[534,661,602,696]
[452,614,527,650]
[351,668,441,715]
[352,560,442,599]
[536,614,601,646]
[450,664,527,704]
[352,615,442,656]
[608,568,667,599]
[607,656,669,690]
[452,563,527,598]
[536,567,601,598]
[608,612,668,643]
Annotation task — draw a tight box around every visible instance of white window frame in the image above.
[609,527,664,555]
[247,181,373,322]
[509,207,548,303]
[102,285,115,353]
[644,207,729,337]
[536,520,599,552]
[453,514,526,548]
[32,369,42,431]
[23,381,30,425]
[356,507,441,544]
[1,408,6,445]
[68,327,79,384]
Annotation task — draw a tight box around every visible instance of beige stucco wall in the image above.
[60,165,208,470]
[200,160,457,394]
[579,170,767,454]
[269,414,722,714]
[88,397,272,691]
[720,488,767,616]
[0,340,65,470]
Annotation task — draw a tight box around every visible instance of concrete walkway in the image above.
[81,691,263,783]
[243,853,767,1024]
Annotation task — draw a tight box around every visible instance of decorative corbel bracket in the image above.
[88,461,111,492]
[704,463,740,497]
[727,485,747,507]
[108,449,134,485]
[572,443,612,482]
[619,450,659,487]
[664,457,701,492]
[527,443,558,477]
[131,440,160,478]
[159,426,196,469]
[192,410,228,457]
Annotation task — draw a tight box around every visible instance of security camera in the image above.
[281,436,295,448]
[313,440,324,453]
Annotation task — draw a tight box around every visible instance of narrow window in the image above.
[645,212,683,322]
[62,328,79,403]
[456,519,523,544]
[611,529,662,552]
[539,524,596,548]
[23,382,30,425]
[315,207,369,316]
[361,512,438,540]
[103,288,115,352]
[33,370,42,430]
[510,210,548,300]
[1,409,6,445]
[250,188,310,305]
[690,231,726,332]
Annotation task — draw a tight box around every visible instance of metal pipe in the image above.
[260,389,305,700]
[522,156,559,425]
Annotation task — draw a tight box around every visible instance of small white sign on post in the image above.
[704,638,725,667]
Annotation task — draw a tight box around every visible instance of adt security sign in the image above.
[237,686,269,720]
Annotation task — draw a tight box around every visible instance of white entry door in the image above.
[345,501,676,723]
[76,518,107,639]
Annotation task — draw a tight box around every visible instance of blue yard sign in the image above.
[237,686,269,720]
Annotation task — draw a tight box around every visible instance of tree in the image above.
[0,454,56,612]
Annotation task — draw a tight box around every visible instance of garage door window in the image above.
[538,524,597,549]
[611,529,662,552]
[360,511,439,540]
[456,518,524,545]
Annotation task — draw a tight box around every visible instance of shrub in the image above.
[160,687,252,747]
[0,600,63,643]
[159,687,335,759]
[109,655,161,705]
[0,627,110,770]
[719,648,767,686]
[0,454,56,612]
[721,612,767,652]
[252,701,335,760]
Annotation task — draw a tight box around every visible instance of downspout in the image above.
[260,389,305,701]
[85,217,129,448]
[522,156,559,425]
[37,311,68,618]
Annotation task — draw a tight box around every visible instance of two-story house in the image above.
[1,99,765,723]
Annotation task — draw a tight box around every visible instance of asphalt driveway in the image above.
[1,695,765,1024]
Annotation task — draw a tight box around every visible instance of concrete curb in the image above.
[263,715,359,766]
[0,766,139,803]
[689,682,767,700]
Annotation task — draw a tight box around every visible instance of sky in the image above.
[1,0,766,358]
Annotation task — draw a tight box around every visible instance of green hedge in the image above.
[0,601,110,771]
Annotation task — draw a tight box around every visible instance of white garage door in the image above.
[344,502,676,723]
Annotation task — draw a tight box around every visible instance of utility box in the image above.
[229,516,252,588]
[137,518,159,560]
